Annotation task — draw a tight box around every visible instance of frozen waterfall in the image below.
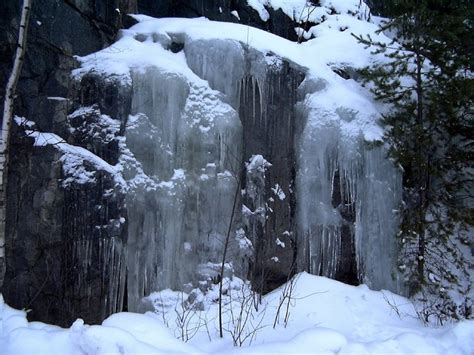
[296,80,403,292]
[124,66,243,311]
[72,17,406,311]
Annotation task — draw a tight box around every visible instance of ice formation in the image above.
[68,1,405,310]
[123,65,243,310]
[296,95,402,289]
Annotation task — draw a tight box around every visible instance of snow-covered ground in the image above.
[1,273,473,354]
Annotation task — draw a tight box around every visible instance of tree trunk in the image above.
[0,0,33,288]
[219,176,240,338]
[415,48,426,287]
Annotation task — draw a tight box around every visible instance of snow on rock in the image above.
[14,116,125,188]
[230,10,240,21]
[275,238,285,248]
[247,0,270,21]
[246,154,272,173]
[271,183,286,200]
[73,12,389,150]
[247,0,371,23]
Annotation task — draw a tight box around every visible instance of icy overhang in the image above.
[74,14,391,142]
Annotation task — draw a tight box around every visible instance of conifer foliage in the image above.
[355,0,473,323]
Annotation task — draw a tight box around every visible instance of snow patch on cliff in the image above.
[247,0,370,23]
[14,116,125,188]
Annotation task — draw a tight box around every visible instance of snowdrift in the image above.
[1,273,473,354]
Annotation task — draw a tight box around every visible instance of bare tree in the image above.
[219,174,241,338]
[0,0,33,286]
[273,273,298,329]
[225,280,266,347]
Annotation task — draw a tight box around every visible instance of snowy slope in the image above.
[1,273,473,354]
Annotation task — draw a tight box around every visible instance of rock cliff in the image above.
[1,0,403,327]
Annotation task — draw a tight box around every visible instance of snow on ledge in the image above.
[14,116,125,187]
[246,0,371,23]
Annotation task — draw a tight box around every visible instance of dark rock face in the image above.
[331,170,358,285]
[239,62,304,293]
[3,132,65,323]
[76,73,132,133]
[3,125,127,326]
[138,0,300,41]
[1,0,135,326]
[0,0,135,127]
[2,72,130,326]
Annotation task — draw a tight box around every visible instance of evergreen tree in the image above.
[355,0,473,323]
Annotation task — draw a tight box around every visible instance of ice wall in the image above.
[3,5,411,327]
[119,36,307,305]
[185,39,305,291]
[120,33,403,304]
[123,66,243,311]
[70,16,405,313]
[296,79,403,292]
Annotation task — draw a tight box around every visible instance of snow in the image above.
[88,11,327,89]
[230,10,240,21]
[271,183,286,200]
[2,274,473,354]
[47,96,68,101]
[74,10,390,143]
[246,154,272,173]
[275,238,285,248]
[302,13,388,69]
[247,0,270,21]
[14,116,125,187]
[236,231,253,251]
[59,142,123,186]
[247,0,370,23]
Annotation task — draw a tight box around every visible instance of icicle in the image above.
[297,99,403,292]
[126,59,243,310]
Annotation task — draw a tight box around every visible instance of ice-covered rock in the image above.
[70,11,405,308]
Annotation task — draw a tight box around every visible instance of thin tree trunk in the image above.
[0,0,33,287]
[219,177,240,338]
[415,50,426,287]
